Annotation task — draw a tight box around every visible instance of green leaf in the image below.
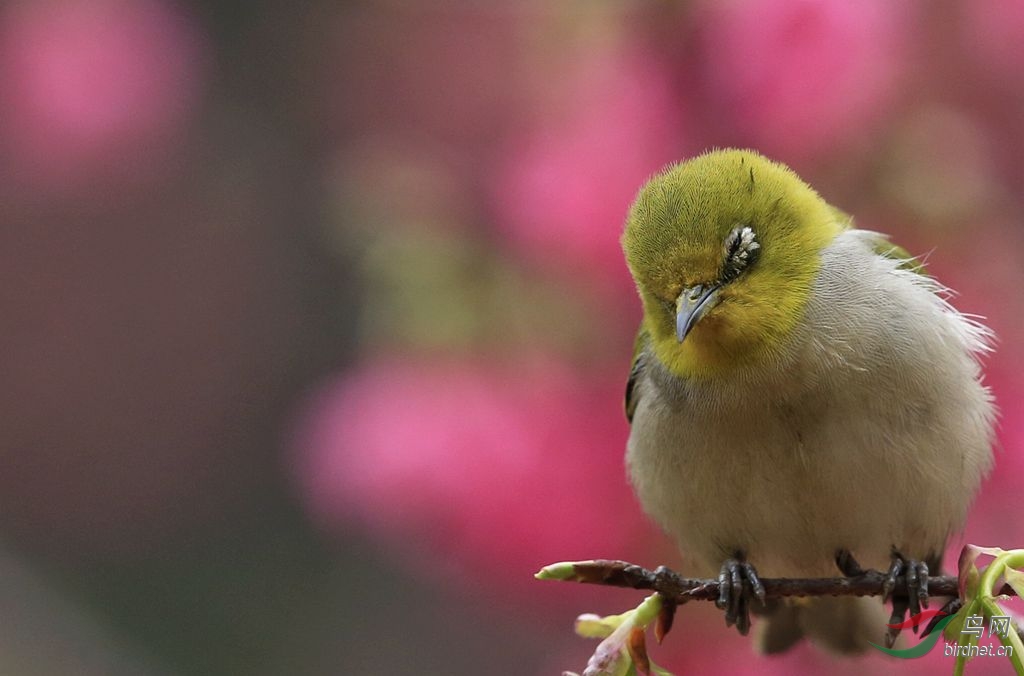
[1002,565,1024,600]
[535,562,579,581]
[575,613,629,639]
[958,545,1004,600]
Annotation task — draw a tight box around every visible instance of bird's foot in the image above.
[922,597,962,638]
[882,549,930,647]
[883,549,930,613]
[835,549,866,577]
[716,555,766,636]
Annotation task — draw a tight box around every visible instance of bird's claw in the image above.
[882,550,930,612]
[922,597,962,638]
[835,549,865,577]
[883,550,931,647]
[716,556,766,636]
[885,594,911,648]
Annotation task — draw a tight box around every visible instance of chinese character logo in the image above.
[870,611,1015,659]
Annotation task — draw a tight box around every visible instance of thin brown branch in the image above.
[538,559,1017,603]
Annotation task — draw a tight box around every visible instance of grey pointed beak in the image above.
[676,284,721,342]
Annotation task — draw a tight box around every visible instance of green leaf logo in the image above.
[868,612,955,659]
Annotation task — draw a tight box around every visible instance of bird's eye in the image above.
[726,234,742,260]
[721,226,760,282]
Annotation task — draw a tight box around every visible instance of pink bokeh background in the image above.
[2,1,1023,674]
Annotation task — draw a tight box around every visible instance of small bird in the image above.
[621,149,995,653]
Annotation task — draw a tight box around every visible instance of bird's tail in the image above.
[755,597,888,655]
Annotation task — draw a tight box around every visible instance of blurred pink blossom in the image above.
[0,0,205,189]
[490,46,687,297]
[962,377,1024,553]
[941,228,1024,549]
[290,358,652,604]
[698,0,908,161]
[963,0,1024,78]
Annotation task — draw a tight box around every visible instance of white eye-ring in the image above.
[722,226,760,282]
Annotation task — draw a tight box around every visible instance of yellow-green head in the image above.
[622,149,844,379]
